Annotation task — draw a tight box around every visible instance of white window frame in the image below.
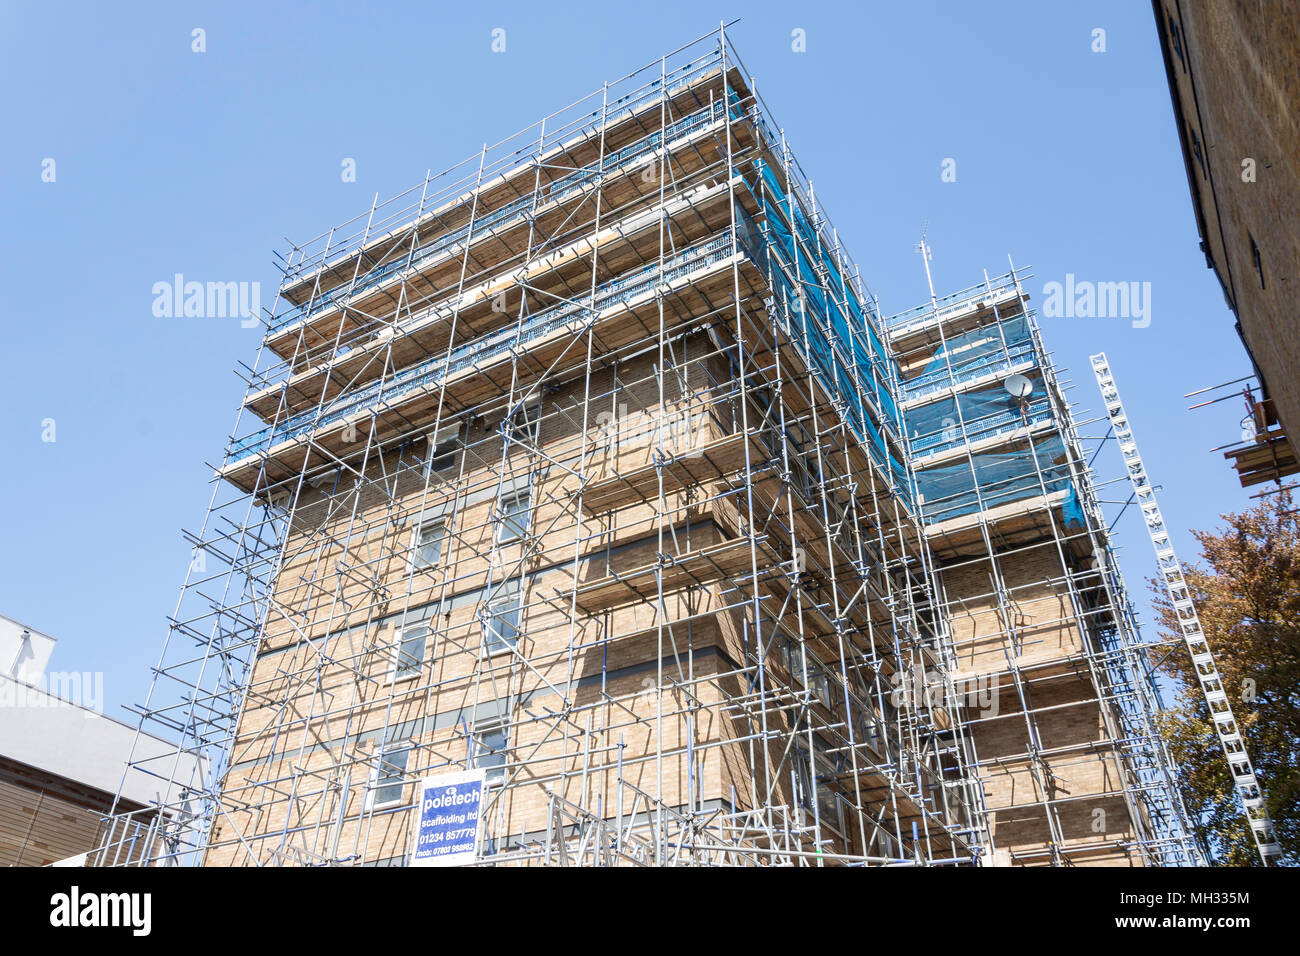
[495,486,532,544]
[368,741,411,810]
[810,666,833,710]
[390,623,430,682]
[856,702,884,758]
[874,827,897,859]
[425,425,460,479]
[782,640,801,681]
[483,589,522,656]
[410,517,446,572]
[471,719,510,786]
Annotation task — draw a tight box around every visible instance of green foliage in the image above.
[1150,488,1300,866]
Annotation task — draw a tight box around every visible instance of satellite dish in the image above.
[1004,374,1033,399]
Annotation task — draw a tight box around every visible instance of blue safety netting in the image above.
[913,432,1082,526]
[904,375,1052,459]
[1062,481,1085,528]
[747,159,908,491]
[901,314,1036,403]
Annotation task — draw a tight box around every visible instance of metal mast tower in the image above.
[1090,352,1282,864]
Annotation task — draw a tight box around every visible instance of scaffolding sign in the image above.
[410,769,487,867]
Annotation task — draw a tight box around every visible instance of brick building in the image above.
[0,615,184,866]
[97,28,1201,867]
[1153,0,1300,486]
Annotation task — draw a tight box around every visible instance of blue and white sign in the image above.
[409,768,487,867]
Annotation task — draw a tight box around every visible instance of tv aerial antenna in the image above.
[915,221,936,306]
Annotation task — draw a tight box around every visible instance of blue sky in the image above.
[0,1,1256,723]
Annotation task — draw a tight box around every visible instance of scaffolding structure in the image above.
[97,26,1196,867]
[889,276,1201,866]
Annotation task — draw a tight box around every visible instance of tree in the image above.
[1149,487,1300,866]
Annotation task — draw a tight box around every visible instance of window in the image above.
[472,721,509,785]
[795,751,842,834]
[426,425,460,478]
[782,640,833,709]
[793,753,815,810]
[392,624,429,680]
[880,684,899,730]
[847,669,884,756]
[495,487,532,544]
[484,592,522,655]
[412,519,445,571]
[855,703,884,757]
[505,404,540,445]
[810,667,833,710]
[781,639,803,683]
[371,742,410,808]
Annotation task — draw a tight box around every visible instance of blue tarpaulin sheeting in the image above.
[901,317,1082,526]
[904,376,1052,458]
[1062,482,1085,528]
[902,314,1035,402]
[913,433,1077,525]
[750,160,909,491]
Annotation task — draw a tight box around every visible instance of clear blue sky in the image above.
[0,1,1256,724]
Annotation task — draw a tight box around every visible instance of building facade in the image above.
[891,280,1199,865]
[0,615,181,866]
[1153,0,1300,487]
[102,30,1200,867]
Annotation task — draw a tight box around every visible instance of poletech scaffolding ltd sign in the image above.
[409,769,486,866]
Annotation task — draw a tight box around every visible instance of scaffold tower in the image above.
[92,26,1200,868]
